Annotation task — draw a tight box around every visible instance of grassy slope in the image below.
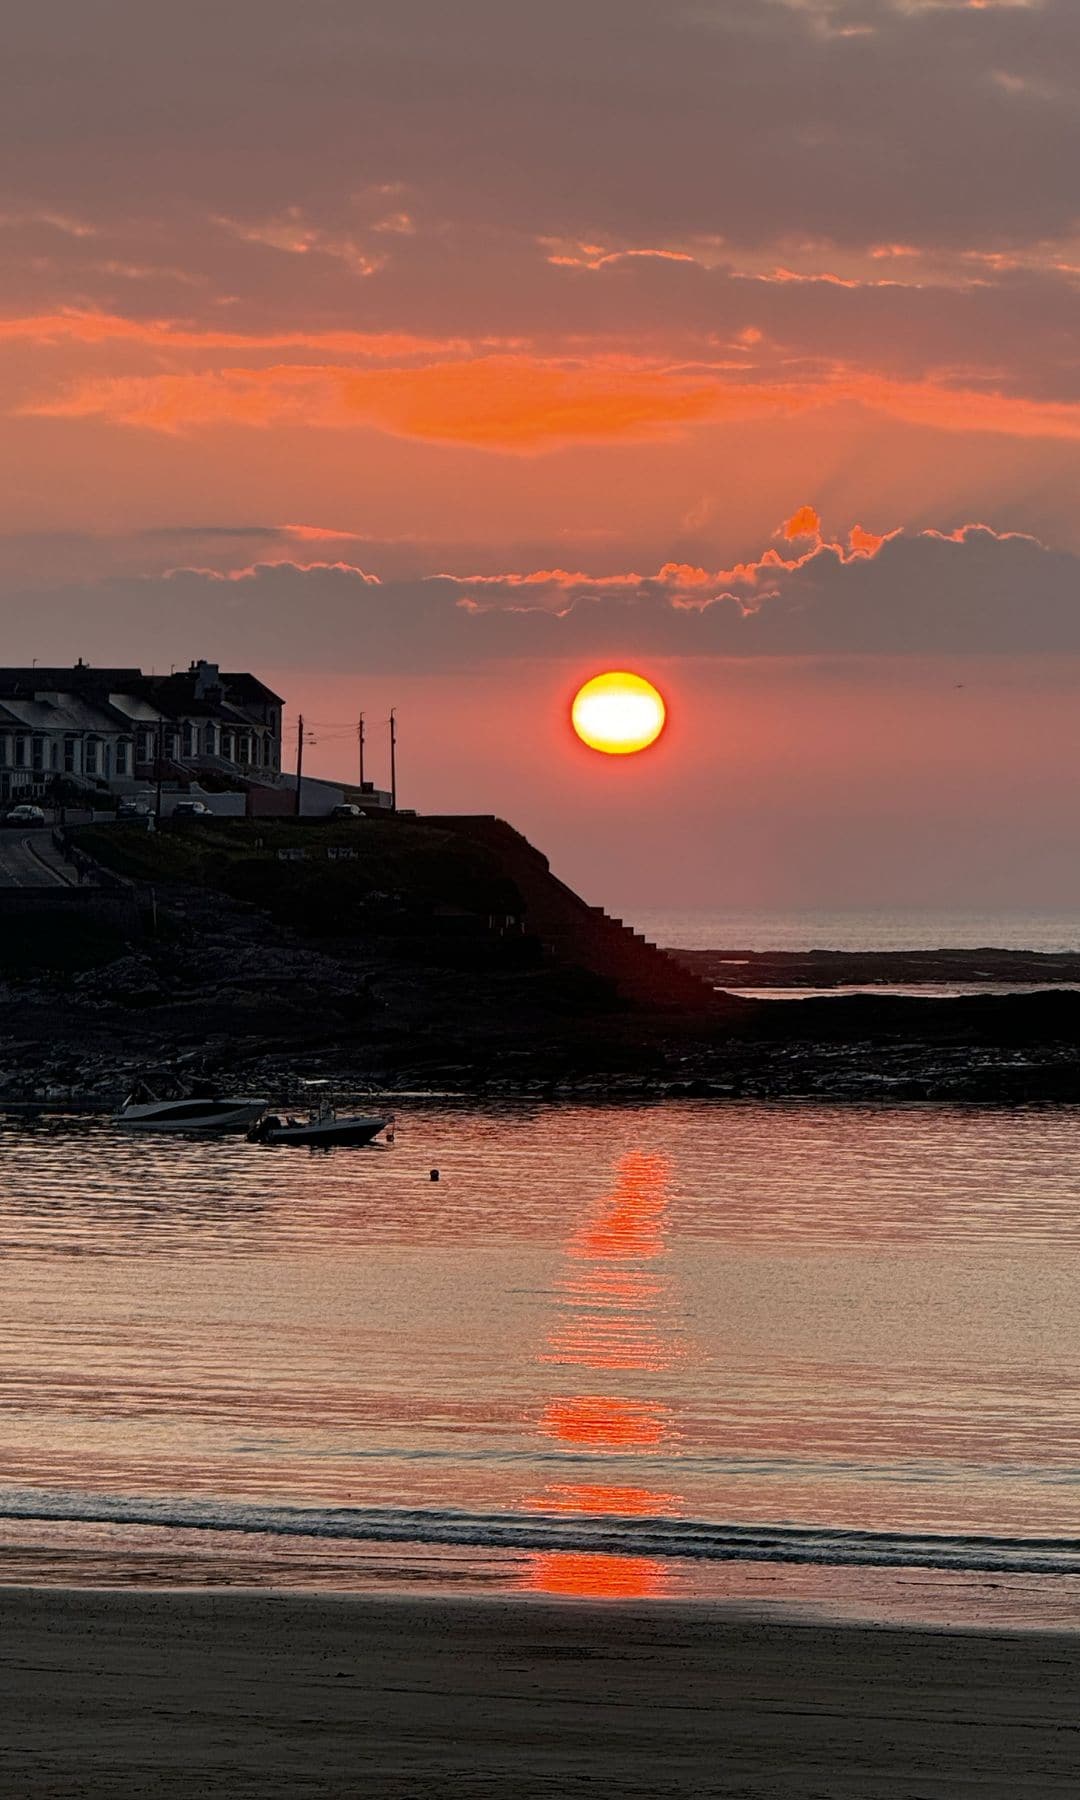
[71,818,522,936]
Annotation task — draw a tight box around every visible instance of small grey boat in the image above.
[250,1103,393,1148]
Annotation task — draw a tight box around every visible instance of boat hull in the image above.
[261,1115,389,1148]
[116,1100,268,1134]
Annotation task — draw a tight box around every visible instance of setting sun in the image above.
[571,671,667,755]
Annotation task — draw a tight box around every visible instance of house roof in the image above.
[107,694,166,725]
[216,672,283,706]
[0,667,142,699]
[0,694,120,734]
[135,669,284,719]
[0,664,283,727]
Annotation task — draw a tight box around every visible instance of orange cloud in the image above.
[16,325,1080,451]
[545,245,702,271]
[0,309,505,359]
[24,356,742,447]
[439,517,1025,614]
[282,523,370,542]
[166,558,381,582]
[781,504,822,541]
[848,523,888,556]
[337,358,725,447]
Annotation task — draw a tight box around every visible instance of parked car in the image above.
[2,803,46,826]
[172,800,210,818]
[117,797,151,819]
[330,802,366,819]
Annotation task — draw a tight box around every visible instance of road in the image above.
[0,827,79,888]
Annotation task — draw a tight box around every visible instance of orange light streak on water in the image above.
[523,1147,684,1596]
[539,1395,674,1451]
[569,1150,671,1261]
[524,1483,683,1516]
[522,1552,672,1600]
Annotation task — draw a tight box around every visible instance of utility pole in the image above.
[389,709,397,812]
[358,713,365,789]
[295,712,305,816]
[155,718,165,819]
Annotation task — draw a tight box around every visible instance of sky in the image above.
[4,0,1080,910]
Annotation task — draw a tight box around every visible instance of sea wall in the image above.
[0,885,141,944]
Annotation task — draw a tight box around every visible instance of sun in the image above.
[571,671,667,755]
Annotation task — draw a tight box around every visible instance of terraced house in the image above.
[0,660,283,803]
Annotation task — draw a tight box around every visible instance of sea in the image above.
[3,1100,1080,1627]
[630,907,1080,1002]
[628,906,1080,954]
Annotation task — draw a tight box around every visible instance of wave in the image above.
[2,1488,1080,1575]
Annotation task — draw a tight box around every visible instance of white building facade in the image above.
[0,661,283,802]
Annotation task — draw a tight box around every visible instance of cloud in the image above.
[18,357,752,447]
[165,558,381,585]
[0,309,497,357]
[4,516,1078,671]
[22,353,1080,450]
[781,504,823,541]
[1,3,1078,464]
[2,0,1079,600]
[4,0,1078,255]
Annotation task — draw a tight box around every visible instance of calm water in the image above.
[2,1103,1080,1623]
[727,983,1080,1000]
[631,906,1080,953]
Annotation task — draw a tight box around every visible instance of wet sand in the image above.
[2,1588,1079,1797]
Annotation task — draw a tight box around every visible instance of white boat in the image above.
[116,1078,267,1133]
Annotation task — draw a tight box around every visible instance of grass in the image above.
[70,817,522,936]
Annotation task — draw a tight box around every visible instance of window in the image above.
[64,738,77,773]
[85,738,100,775]
[183,723,195,757]
[115,739,130,775]
[0,735,9,766]
[238,734,251,763]
[31,737,44,772]
[15,737,27,768]
[139,730,154,763]
[222,732,234,762]
[50,740,60,770]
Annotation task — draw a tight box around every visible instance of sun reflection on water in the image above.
[568,1150,671,1262]
[539,1395,674,1450]
[521,1149,686,1598]
[522,1551,672,1600]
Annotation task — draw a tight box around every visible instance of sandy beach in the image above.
[1,1588,1078,1798]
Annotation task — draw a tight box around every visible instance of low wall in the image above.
[0,884,141,938]
[247,786,298,818]
[160,788,246,818]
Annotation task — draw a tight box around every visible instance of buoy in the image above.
[430,1168,440,1181]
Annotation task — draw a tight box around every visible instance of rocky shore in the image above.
[5,923,1080,1111]
[2,817,1080,1111]
[676,945,1080,989]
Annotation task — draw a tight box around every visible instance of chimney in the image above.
[192,659,221,701]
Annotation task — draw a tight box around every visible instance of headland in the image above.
[3,812,1080,1108]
